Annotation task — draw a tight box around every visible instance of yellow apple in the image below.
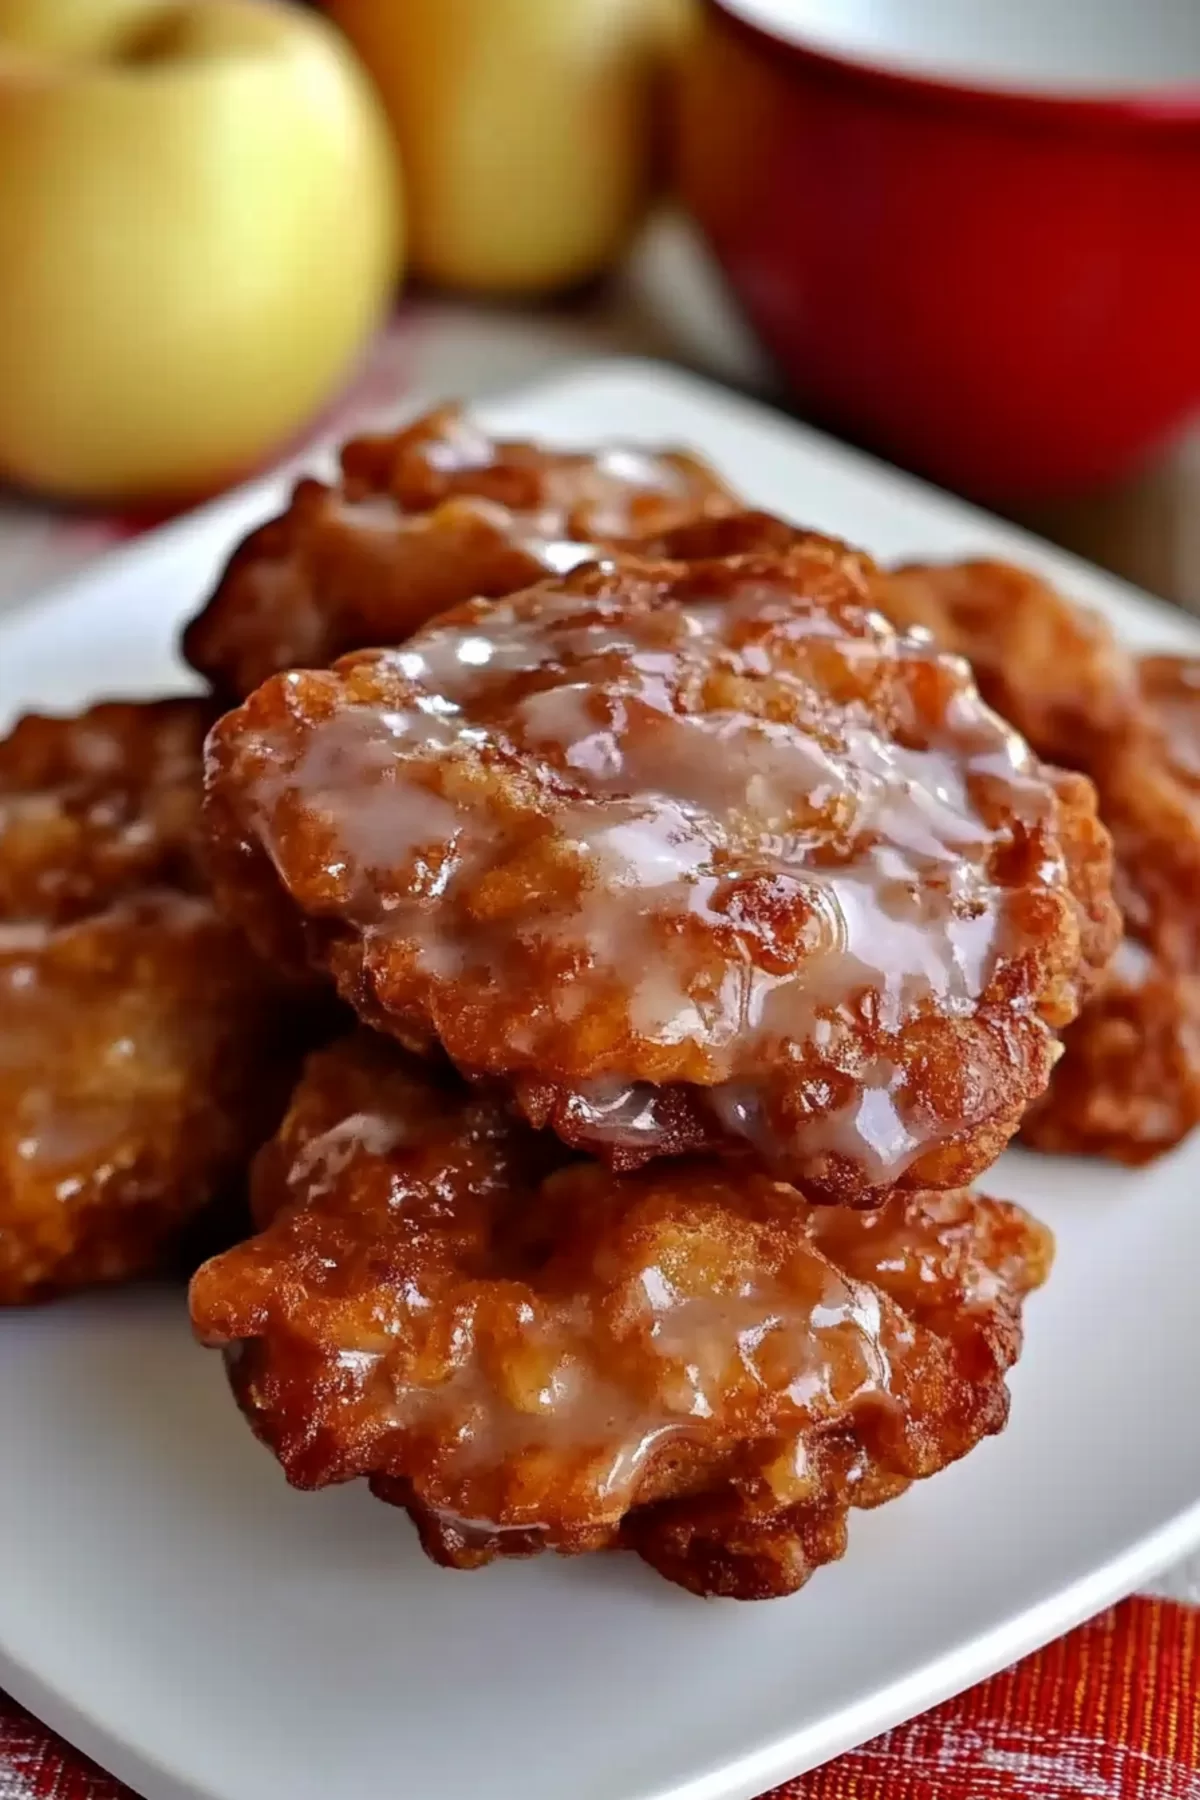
[0,0,162,54]
[325,0,666,297]
[0,0,401,502]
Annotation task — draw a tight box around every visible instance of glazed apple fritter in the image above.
[1020,948,1200,1163]
[190,1034,1053,1600]
[0,700,316,1303]
[1100,655,1200,972]
[879,559,1140,772]
[203,542,1117,1201]
[182,403,739,700]
[0,892,301,1304]
[880,560,1200,1164]
[0,696,215,923]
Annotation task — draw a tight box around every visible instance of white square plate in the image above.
[1,360,1199,1800]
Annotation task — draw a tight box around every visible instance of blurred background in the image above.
[0,0,1197,607]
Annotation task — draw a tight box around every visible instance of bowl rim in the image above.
[708,0,1200,128]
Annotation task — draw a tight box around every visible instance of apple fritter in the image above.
[0,696,215,923]
[1100,655,1200,970]
[0,893,302,1304]
[0,697,325,1302]
[878,558,1140,771]
[190,1034,1052,1599]
[1022,657,1200,1161]
[182,403,738,699]
[878,559,1200,1164]
[1022,950,1200,1164]
[203,544,1116,1200]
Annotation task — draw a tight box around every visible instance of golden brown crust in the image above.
[1022,959,1200,1164]
[878,559,1141,770]
[0,698,330,1302]
[203,547,1115,1199]
[1099,657,1200,970]
[0,893,304,1304]
[182,403,738,700]
[877,560,1200,1164]
[334,404,734,531]
[1022,659,1200,1160]
[190,1034,1052,1599]
[640,508,819,564]
[0,697,216,924]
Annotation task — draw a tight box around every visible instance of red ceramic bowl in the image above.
[677,0,1200,501]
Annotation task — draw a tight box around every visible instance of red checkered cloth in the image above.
[2,1599,1196,1799]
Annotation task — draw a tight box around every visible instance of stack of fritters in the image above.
[182,431,1119,1598]
[8,402,1159,1598]
[0,412,737,1308]
[200,545,1114,1198]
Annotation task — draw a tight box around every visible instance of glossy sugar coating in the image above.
[204,545,1116,1199]
[0,894,302,1304]
[876,568,1200,967]
[182,403,739,700]
[190,1034,1052,1600]
[0,697,216,923]
[879,558,1200,1164]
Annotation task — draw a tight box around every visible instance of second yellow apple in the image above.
[326,0,681,296]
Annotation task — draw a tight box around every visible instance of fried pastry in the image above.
[204,544,1117,1200]
[0,697,215,923]
[0,697,325,1302]
[0,893,301,1304]
[640,507,813,565]
[1099,655,1200,970]
[878,560,1200,1163]
[878,558,1140,771]
[182,403,738,699]
[1021,946,1200,1163]
[1022,656,1200,1161]
[190,1034,1052,1600]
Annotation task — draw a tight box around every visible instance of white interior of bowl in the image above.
[720,0,1200,97]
